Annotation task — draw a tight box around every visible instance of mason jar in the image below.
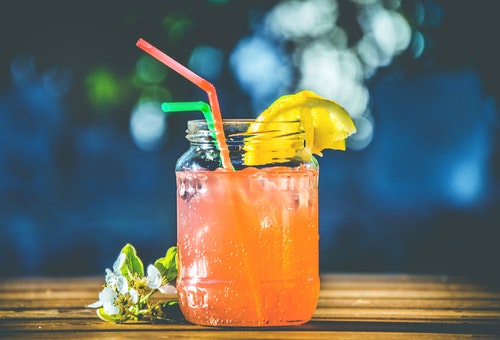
[175,119,319,327]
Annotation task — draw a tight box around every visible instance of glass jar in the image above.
[175,119,319,327]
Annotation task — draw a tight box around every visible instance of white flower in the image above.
[88,253,130,316]
[88,286,120,316]
[100,287,120,315]
[145,264,177,294]
[145,264,162,289]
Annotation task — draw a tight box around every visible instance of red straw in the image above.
[136,38,232,170]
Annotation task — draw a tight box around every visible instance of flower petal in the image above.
[158,284,177,295]
[129,288,139,304]
[103,301,120,316]
[116,276,129,295]
[113,253,126,272]
[87,300,103,308]
[99,287,118,303]
[105,268,117,286]
[146,264,162,289]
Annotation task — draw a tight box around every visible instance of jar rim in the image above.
[186,119,305,139]
[187,119,302,124]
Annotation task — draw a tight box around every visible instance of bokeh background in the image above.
[1,0,499,281]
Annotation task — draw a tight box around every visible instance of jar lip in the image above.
[188,119,302,125]
[187,119,305,136]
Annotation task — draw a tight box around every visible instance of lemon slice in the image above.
[244,90,356,165]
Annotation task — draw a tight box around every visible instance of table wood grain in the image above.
[1,274,499,339]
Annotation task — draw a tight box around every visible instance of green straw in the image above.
[161,101,218,149]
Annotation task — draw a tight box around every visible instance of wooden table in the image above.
[1,274,500,339]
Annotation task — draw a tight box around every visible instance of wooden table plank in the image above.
[1,274,499,338]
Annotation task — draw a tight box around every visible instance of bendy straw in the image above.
[161,101,214,127]
[136,38,232,170]
[161,101,218,148]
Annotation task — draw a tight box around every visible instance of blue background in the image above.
[0,0,498,281]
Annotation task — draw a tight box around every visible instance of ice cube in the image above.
[178,174,208,202]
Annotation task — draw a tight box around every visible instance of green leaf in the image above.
[120,243,144,279]
[96,308,122,324]
[154,246,178,283]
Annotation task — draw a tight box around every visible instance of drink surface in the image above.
[176,166,319,326]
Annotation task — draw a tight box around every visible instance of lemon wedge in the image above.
[243,90,356,166]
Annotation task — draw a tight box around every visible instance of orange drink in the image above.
[177,167,319,326]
